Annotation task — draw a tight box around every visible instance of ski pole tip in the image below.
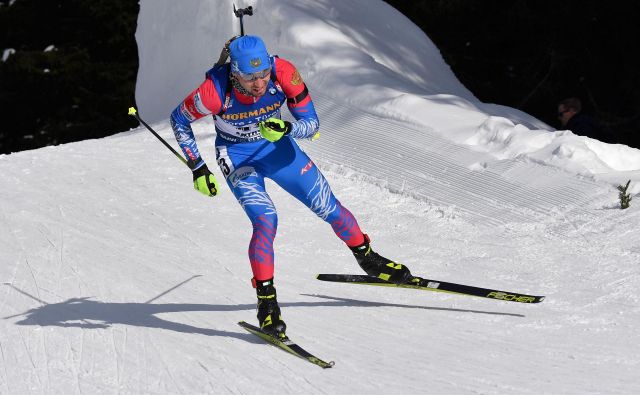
[128,107,137,116]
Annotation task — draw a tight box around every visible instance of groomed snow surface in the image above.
[2,1,640,394]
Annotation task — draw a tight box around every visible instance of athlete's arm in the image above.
[169,78,222,169]
[274,58,319,139]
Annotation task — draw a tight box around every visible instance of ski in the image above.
[316,274,545,303]
[238,321,335,369]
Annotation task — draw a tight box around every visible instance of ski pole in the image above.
[233,4,253,36]
[128,107,188,167]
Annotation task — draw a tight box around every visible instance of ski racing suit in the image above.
[170,57,365,281]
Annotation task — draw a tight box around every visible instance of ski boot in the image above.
[254,277,287,339]
[350,234,413,284]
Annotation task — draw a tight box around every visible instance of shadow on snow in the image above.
[6,292,523,342]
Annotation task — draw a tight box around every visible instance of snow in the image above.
[2,48,15,62]
[2,0,640,393]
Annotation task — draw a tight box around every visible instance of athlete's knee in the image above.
[305,173,340,220]
[325,201,352,225]
[250,214,278,243]
[232,177,277,219]
[248,214,278,265]
[328,201,365,246]
[323,203,342,223]
[241,202,279,265]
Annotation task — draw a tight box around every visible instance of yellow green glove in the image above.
[192,164,219,197]
[259,118,292,142]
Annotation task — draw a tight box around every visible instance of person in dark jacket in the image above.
[557,97,615,143]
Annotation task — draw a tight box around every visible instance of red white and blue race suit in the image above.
[170,57,365,280]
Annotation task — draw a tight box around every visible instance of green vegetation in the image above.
[0,0,139,154]
[618,180,632,209]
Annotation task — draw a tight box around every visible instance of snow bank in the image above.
[136,0,640,194]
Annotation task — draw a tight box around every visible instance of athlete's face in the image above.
[236,73,270,97]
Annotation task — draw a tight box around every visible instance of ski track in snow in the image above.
[5,137,638,393]
[1,149,639,394]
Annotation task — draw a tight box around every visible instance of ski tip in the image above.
[515,295,545,303]
[310,358,335,369]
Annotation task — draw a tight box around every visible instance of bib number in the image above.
[216,146,234,178]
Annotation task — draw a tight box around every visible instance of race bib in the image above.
[215,146,234,178]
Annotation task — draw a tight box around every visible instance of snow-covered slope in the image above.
[2,1,640,394]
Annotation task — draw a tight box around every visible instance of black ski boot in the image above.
[350,234,412,284]
[254,277,287,339]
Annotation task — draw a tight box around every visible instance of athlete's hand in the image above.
[192,164,220,197]
[259,118,292,142]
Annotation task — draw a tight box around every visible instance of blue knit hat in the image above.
[229,35,271,74]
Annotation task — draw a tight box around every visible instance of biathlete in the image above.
[170,35,413,338]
